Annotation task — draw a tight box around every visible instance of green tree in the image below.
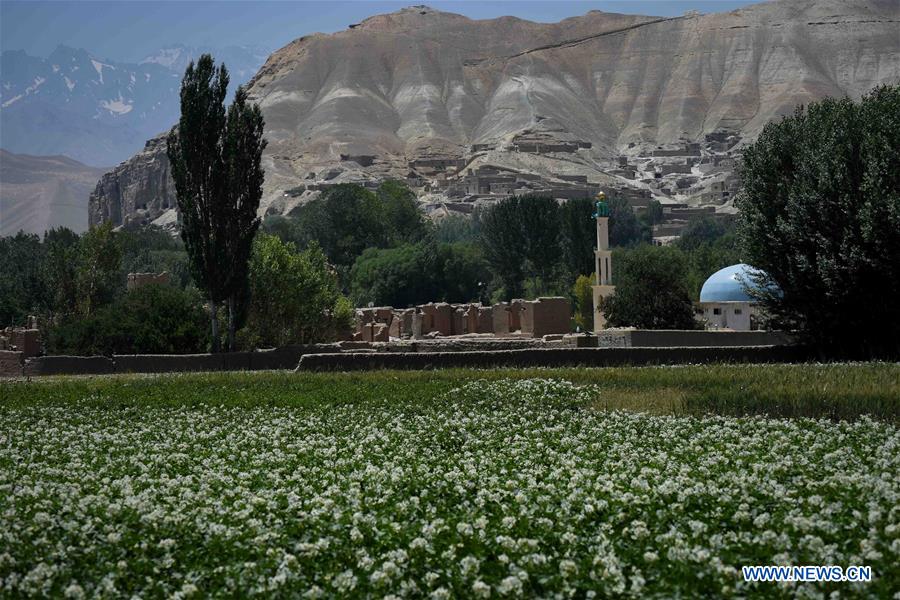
[118,226,192,289]
[572,274,594,332]
[677,216,728,251]
[601,245,698,329]
[608,194,648,247]
[42,227,81,319]
[167,55,230,352]
[167,55,266,352]
[737,84,900,356]
[350,242,439,308]
[377,180,430,245]
[221,85,267,350]
[242,234,352,347]
[559,198,596,281]
[519,196,562,290]
[437,242,490,304]
[47,284,209,356]
[76,223,122,318]
[480,198,527,299]
[292,184,389,271]
[435,214,481,244]
[0,232,48,326]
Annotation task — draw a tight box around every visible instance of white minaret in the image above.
[592,192,615,332]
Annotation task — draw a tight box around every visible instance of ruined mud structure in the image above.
[353,298,572,342]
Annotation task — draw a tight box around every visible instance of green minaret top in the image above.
[593,191,609,218]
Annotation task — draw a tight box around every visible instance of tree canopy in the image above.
[241,234,353,348]
[166,54,266,351]
[737,84,900,356]
[601,245,698,330]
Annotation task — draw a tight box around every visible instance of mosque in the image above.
[696,263,767,330]
[591,193,770,332]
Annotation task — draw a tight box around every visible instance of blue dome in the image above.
[700,264,767,303]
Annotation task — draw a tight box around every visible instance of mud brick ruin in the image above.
[353,297,572,341]
[126,271,171,291]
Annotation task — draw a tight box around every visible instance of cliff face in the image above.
[89,0,900,227]
[88,134,175,228]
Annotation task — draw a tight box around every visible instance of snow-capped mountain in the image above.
[0,44,270,166]
[139,44,270,81]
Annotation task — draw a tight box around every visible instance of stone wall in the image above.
[0,351,24,377]
[23,355,117,377]
[597,329,793,348]
[1,334,798,377]
[297,346,813,371]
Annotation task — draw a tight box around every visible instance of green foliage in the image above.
[479,198,527,299]
[0,232,47,326]
[46,284,209,356]
[242,234,352,347]
[737,84,900,356]
[434,214,481,244]
[479,194,648,301]
[350,241,489,307]
[608,194,648,247]
[559,198,596,280]
[350,242,439,308]
[640,200,664,227]
[118,226,192,288]
[437,242,490,304]
[288,184,387,269]
[42,227,81,319]
[282,182,430,273]
[377,180,431,245]
[166,54,231,309]
[677,216,728,251]
[602,245,698,329]
[675,218,743,300]
[166,54,266,351]
[572,274,594,332]
[75,223,122,317]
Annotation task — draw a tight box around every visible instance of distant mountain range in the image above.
[0,44,270,167]
[0,150,106,236]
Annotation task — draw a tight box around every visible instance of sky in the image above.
[2,0,758,63]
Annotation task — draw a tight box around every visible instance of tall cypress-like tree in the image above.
[222,86,267,350]
[167,55,266,352]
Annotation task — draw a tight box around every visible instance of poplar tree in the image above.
[167,54,266,352]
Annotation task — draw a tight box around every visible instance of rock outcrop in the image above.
[89,0,900,228]
[88,134,177,229]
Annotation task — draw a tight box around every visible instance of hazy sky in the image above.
[2,1,758,62]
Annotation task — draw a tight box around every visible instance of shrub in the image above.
[47,284,209,355]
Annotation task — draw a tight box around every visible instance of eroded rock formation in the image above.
[89,0,900,228]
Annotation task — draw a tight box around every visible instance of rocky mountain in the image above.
[0,44,270,167]
[89,0,900,229]
[0,150,107,236]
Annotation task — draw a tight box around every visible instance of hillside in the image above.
[89,0,900,229]
[0,150,107,236]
